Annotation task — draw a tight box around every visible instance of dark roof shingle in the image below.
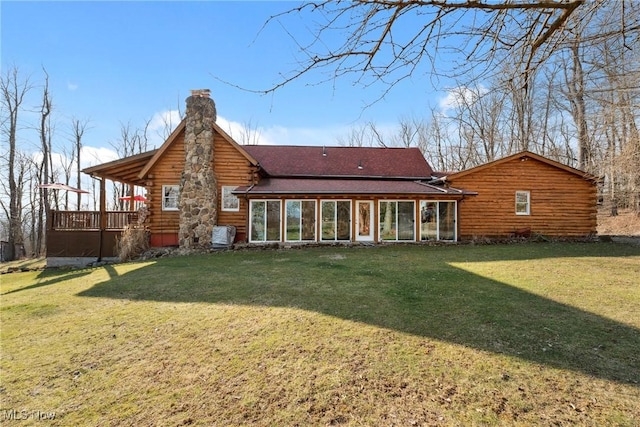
[242,145,433,178]
[234,178,472,196]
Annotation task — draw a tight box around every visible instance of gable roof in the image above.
[242,145,433,179]
[137,119,259,179]
[444,151,600,182]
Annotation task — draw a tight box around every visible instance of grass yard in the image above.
[1,242,639,426]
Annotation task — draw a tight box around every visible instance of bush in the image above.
[116,225,150,262]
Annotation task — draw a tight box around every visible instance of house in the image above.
[443,151,600,239]
[48,90,599,264]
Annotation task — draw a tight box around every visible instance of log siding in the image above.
[449,156,598,239]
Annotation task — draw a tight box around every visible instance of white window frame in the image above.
[249,199,282,243]
[162,185,179,211]
[285,200,317,242]
[515,191,531,215]
[221,186,240,212]
[418,200,457,242]
[320,199,352,241]
[378,200,416,242]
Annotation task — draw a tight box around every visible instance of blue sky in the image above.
[2,1,456,159]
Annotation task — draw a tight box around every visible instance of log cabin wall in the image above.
[145,129,256,247]
[213,133,256,242]
[449,157,598,239]
[146,133,184,247]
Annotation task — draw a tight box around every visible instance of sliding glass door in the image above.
[419,200,456,241]
[321,200,351,241]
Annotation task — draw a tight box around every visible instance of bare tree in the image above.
[109,120,151,209]
[0,66,32,260]
[231,119,263,146]
[70,117,89,209]
[336,122,378,147]
[256,1,586,98]
[33,68,54,255]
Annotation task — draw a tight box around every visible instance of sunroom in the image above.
[234,178,471,244]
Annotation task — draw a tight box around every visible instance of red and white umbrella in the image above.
[39,183,89,194]
[118,194,147,203]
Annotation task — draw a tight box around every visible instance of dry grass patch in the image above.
[1,243,639,425]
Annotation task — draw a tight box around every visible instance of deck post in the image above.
[98,178,106,261]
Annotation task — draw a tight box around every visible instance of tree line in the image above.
[297,0,638,215]
[0,66,178,260]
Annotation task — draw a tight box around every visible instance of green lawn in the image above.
[1,242,639,426]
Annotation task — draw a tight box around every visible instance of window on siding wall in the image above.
[221,186,240,212]
[250,200,281,242]
[162,185,179,211]
[515,191,530,215]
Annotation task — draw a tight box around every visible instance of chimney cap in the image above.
[190,89,211,98]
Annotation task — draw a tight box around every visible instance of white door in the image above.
[355,201,374,241]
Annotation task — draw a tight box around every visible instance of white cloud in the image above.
[438,85,488,113]
[148,109,182,148]
[67,82,79,91]
[81,146,119,168]
[216,115,348,146]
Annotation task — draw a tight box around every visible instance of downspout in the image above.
[243,184,255,243]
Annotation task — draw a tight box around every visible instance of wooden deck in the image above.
[49,210,138,231]
[46,210,141,259]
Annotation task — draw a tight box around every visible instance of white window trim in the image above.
[249,199,282,243]
[285,200,317,242]
[515,191,531,215]
[378,200,416,242]
[419,200,457,242]
[320,199,352,242]
[221,186,240,212]
[162,185,179,211]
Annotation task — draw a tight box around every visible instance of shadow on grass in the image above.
[2,268,92,296]
[78,243,640,386]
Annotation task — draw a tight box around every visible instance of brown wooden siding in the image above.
[144,130,255,246]
[449,157,597,239]
[145,132,184,237]
[214,134,255,241]
[46,230,121,258]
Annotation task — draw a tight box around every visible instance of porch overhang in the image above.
[82,149,157,186]
[233,178,475,197]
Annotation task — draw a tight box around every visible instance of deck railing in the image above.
[49,210,139,231]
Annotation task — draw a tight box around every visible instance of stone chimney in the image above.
[179,89,217,249]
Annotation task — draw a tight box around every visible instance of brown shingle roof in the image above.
[234,178,471,196]
[242,145,433,178]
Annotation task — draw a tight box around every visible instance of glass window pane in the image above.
[222,186,240,211]
[438,202,455,241]
[251,201,265,241]
[398,201,415,240]
[301,201,316,241]
[420,201,437,241]
[286,201,301,241]
[358,202,371,237]
[336,201,351,240]
[266,201,281,241]
[516,191,530,214]
[379,201,397,241]
[321,201,335,240]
